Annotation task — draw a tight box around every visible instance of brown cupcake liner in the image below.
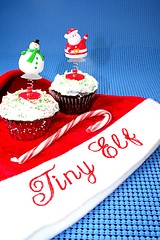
[3,116,54,141]
[50,90,96,114]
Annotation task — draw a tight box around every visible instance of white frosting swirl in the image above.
[49,71,98,96]
[0,90,59,121]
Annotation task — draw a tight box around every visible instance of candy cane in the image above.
[11,109,112,164]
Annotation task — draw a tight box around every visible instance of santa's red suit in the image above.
[64,28,88,59]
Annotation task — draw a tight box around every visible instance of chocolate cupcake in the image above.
[49,70,98,114]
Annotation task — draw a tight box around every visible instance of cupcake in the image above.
[0,89,59,141]
[49,69,98,114]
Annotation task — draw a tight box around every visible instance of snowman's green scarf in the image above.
[21,49,44,63]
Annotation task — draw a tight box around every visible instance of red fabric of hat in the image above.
[0,70,145,181]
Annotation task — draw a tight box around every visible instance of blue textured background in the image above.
[0,1,160,239]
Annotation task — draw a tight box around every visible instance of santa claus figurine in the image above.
[64,28,88,60]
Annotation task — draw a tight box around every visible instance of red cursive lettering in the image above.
[29,161,97,206]
[29,165,55,206]
[88,128,143,159]
[88,137,118,158]
[77,161,96,184]
[112,134,128,149]
[122,128,143,146]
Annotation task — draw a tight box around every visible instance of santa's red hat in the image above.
[64,28,78,39]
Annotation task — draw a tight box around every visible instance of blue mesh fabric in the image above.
[0,0,159,239]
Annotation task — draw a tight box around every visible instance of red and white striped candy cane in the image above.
[11,109,112,164]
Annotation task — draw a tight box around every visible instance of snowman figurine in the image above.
[64,28,88,62]
[19,39,44,80]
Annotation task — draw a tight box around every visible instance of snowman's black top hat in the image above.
[33,39,40,44]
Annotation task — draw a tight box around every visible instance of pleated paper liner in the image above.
[3,116,54,141]
[50,89,97,114]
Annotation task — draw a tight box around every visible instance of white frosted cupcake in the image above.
[0,90,59,140]
[49,70,98,114]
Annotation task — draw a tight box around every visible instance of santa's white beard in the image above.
[68,35,81,45]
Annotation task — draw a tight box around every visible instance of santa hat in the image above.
[64,28,78,39]
[0,70,160,240]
